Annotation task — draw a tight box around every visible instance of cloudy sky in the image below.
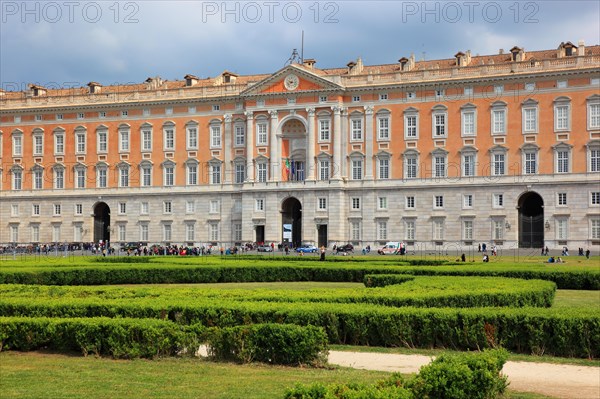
[1,0,599,91]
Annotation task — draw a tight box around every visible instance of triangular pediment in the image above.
[241,64,343,96]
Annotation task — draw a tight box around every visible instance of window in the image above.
[378,158,390,179]
[56,114,63,120]
[164,201,172,214]
[186,200,195,213]
[75,168,86,188]
[119,202,127,214]
[33,134,43,155]
[211,125,222,148]
[462,153,476,177]
[33,168,43,189]
[140,202,149,215]
[464,87,473,96]
[119,166,129,187]
[351,221,361,241]
[404,154,418,179]
[255,198,265,211]
[404,112,418,139]
[493,219,504,240]
[77,112,84,120]
[234,200,242,213]
[319,159,330,181]
[53,203,61,216]
[256,122,268,145]
[557,80,567,89]
[141,128,152,152]
[54,132,64,154]
[212,105,220,111]
[379,93,388,101]
[75,203,83,215]
[99,111,106,118]
[163,165,174,186]
[12,168,23,190]
[463,194,473,208]
[235,124,245,147]
[433,112,446,137]
[407,91,416,99]
[14,116,21,123]
[377,221,388,240]
[554,102,570,131]
[287,98,296,105]
[590,147,600,172]
[141,164,152,187]
[75,131,86,153]
[118,225,126,241]
[119,129,130,152]
[187,221,198,240]
[97,129,108,153]
[319,119,330,141]
[525,83,535,91]
[352,95,361,102]
[492,109,506,134]
[318,198,327,210]
[163,224,172,241]
[556,149,570,173]
[523,106,538,133]
[189,106,196,114]
[256,99,265,107]
[434,195,444,208]
[494,85,504,94]
[461,109,476,136]
[73,224,83,242]
[557,193,567,206]
[523,150,538,175]
[433,153,447,178]
[164,126,175,150]
[52,225,61,242]
[588,101,600,130]
[235,163,246,183]
[35,114,42,121]
[492,152,506,176]
[592,219,600,239]
[121,110,128,117]
[233,223,242,242]
[211,164,221,184]
[209,223,218,242]
[11,204,19,217]
[351,159,363,180]
[187,126,198,149]
[433,219,444,240]
[556,218,568,240]
[377,115,390,140]
[405,196,415,209]
[165,107,173,115]
[31,225,40,242]
[256,163,268,183]
[210,200,220,213]
[32,204,40,216]
[493,193,504,208]
[54,168,64,189]
[405,220,415,240]
[97,167,107,188]
[351,197,360,210]
[10,225,18,242]
[351,118,363,141]
[187,163,198,185]
[378,197,387,210]
[319,96,328,103]
[435,89,444,98]
[138,224,148,241]
[463,220,473,240]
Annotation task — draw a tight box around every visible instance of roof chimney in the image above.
[303,58,316,69]
[184,74,199,87]
[510,46,526,62]
[28,84,46,97]
[347,58,364,75]
[145,76,163,90]
[399,54,415,71]
[578,40,585,56]
[87,82,102,94]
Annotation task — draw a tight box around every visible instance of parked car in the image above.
[296,244,318,253]
[377,242,401,255]
[336,243,354,253]
[121,242,141,251]
[257,245,273,252]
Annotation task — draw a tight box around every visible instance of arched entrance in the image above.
[93,202,110,244]
[518,192,544,248]
[280,118,307,181]
[282,197,302,247]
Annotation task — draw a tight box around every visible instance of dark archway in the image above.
[93,202,110,244]
[518,192,544,248]
[282,197,302,247]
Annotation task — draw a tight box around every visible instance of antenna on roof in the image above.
[285,48,301,66]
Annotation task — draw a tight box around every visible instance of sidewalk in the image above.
[328,351,600,399]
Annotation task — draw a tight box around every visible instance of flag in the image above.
[284,158,290,180]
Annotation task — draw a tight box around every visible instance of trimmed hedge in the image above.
[0,316,200,358]
[205,323,328,366]
[284,349,508,399]
[364,275,416,287]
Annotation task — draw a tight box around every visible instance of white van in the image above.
[377,242,401,255]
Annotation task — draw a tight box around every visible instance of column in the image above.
[364,105,374,180]
[332,105,342,180]
[269,110,279,181]
[245,111,254,182]
[223,114,232,183]
[340,107,348,179]
[306,107,316,180]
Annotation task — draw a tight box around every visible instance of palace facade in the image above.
[1,41,599,251]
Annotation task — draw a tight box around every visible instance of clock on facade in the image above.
[284,74,300,91]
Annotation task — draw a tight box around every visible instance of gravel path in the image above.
[328,351,600,399]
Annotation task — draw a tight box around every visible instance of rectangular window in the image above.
[405,115,417,138]
[379,158,389,179]
[13,170,22,190]
[119,130,129,152]
[406,196,415,209]
[525,83,535,91]
[164,129,175,150]
[10,225,18,242]
[75,203,83,215]
[434,156,446,178]
[557,219,568,240]
[210,223,219,241]
[54,204,61,216]
[164,166,174,186]
[525,152,537,174]
[405,220,415,240]
[119,202,127,214]
[73,224,83,242]
[164,201,172,214]
[211,126,222,147]
[118,225,126,242]
[351,160,363,180]
[555,106,569,130]
[377,221,388,240]
[319,96,328,103]
[493,153,505,176]
[98,131,108,152]
[33,169,43,189]
[351,119,362,141]
[351,222,361,241]
[433,220,444,240]
[407,92,416,99]
[187,164,198,185]
[257,163,267,183]
[76,134,86,153]
[378,117,389,140]
[233,223,242,242]
[492,110,506,134]
[352,95,361,102]
[54,169,64,189]
[11,204,19,217]
[558,192,567,206]
[235,163,246,183]
[434,113,446,136]
[187,127,198,149]
[32,204,40,216]
[462,111,475,136]
[319,120,330,141]
[77,113,84,120]
[493,220,504,240]
[211,164,221,184]
[318,198,327,210]
[165,107,173,115]
[235,125,245,146]
[463,154,475,177]
[97,169,107,188]
[557,80,567,89]
[434,195,444,208]
[464,87,473,96]
[35,114,42,121]
[463,220,473,240]
[405,158,417,179]
[76,169,86,188]
[591,149,600,172]
[493,193,504,208]
[140,202,149,215]
[592,219,600,239]
[33,135,43,155]
[13,136,22,156]
[119,168,129,187]
[319,160,330,181]
[212,105,220,111]
[31,225,40,242]
[142,167,152,187]
[209,200,220,213]
[142,130,152,151]
[186,200,195,213]
[257,123,268,145]
[121,110,128,117]
[52,225,61,242]
[56,114,63,120]
[163,224,172,242]
[589,103,600,129]
[378,197,387,210]
[463,194,473,208]
[379,93,388,101]
[99,111,106,118]
[557,151,569,173]
[55,134,64,154]
[351,197,360,210]
[523,108,537,133]
[138,224,148,241]
[435,89,444,98]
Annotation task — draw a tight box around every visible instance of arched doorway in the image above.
[518,192,544,248]
[282,197,302,247]
[93,202,110,244]
[280,118,307,181]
